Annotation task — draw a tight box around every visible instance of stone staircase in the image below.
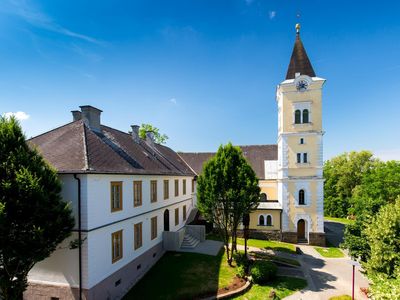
[180,232,200,249]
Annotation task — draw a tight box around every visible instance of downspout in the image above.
[73,174,82,300]
[280,210,283,241]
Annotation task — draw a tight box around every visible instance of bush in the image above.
[250,261,277,283]
[236,265,246,278]
[233,252,248,267]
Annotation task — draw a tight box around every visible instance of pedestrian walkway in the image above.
[284,245,369,300]
[178,239,223,256]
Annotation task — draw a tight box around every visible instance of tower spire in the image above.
[285,23,316,79]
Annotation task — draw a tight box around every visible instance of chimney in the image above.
[145,131,155,146]
[130,125,140,143]
[71,110,82,121]
[80,105,102,132]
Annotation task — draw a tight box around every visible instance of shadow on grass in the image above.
[123,248,236,300]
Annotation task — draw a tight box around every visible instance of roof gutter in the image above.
[73,174,83,300]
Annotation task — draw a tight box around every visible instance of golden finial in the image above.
[296,23,300,34]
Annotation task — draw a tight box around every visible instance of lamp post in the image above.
[348,260,361,300]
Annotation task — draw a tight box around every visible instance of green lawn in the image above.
[237,238,297,254]
[250,251,301,266]
[233,276,307,300]
[329,295,352,300]
[325,216,354,225]
[314,246,345,258]
[123,250,237,300]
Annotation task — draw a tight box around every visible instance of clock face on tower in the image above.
[296,79,309,92]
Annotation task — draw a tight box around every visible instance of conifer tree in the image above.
[0,117,74,299]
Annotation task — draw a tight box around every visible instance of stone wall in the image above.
[281,232,298,244]
[237,229,281,241]
[309,232,326,247]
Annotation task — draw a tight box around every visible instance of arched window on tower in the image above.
[302,109,309,123]
[266,215,272,226]
[299,189,305,205]
[259,215,265,226]
[295,110,301,124]
[260,193,267,202]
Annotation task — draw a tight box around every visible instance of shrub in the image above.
[250,261,277,283]
[233,252,248,267]
[236,265,246,278]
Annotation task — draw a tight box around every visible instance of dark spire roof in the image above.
[285,24,316,79]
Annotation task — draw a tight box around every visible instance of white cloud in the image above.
[169,98,177,105]
[3,111,30,121]
[1,0,102,45]
[269,11,276,20]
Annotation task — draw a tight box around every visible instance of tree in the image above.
[0,117,75,299]
[365,197,400,277]
[139,123,168,144]
[363,198,400,299]
[197,143,260,265]
[343,161,400,261]
[323,151,376,218]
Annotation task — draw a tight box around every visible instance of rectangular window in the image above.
[164,180,169,200]
[133,181,142,207]
[192,179,195,193]
[150,180,157,203]
[134,222,142,250]
[183,179,186,195]
[111,230,123,263]
[151,216,157,240]
[174,179,179,197]
[175,208,179,226]
[303,153,308,163]
[111,182,123,212]
[297,153,301,164]
[183,205,187,221]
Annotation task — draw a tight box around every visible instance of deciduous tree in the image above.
[197,143,260,265]
[139,123,168,144]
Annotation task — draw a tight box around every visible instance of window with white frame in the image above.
[292,102,311,124]
[299,189,305,205]
[258,214,273,226]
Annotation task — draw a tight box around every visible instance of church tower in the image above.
[277,24,325,245]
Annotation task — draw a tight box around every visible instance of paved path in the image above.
[178,240,224,256]
[284,245,369,300]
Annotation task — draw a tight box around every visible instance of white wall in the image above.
[83,174,194,288]
[84,174,193,230]
[28,174,82,286]
[86,198,192,288]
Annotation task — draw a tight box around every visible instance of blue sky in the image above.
[1,0,400,160]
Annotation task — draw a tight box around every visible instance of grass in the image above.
[325,216,355,225]
[314,246,345,258]
[236,238,297,254]
[250,251,301,266]
[233,276,307,300]
[329,295,352,300]
[123,250,237,300]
